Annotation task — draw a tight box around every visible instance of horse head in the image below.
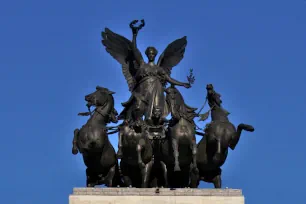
[85,86,117,124]
[165,86,182,120]
[166,86,197,122]
[205,84,230,121]
[85,86,115,108]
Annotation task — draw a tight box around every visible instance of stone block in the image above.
[69,188,244,204]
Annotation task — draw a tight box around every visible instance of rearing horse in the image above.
[195,84,255,188]
[72,86,120,187]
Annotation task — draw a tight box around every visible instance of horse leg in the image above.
[141,160,153,188]
[212,174,222,188]
[117,130,123,159]
[160,161,168,187]
[190,137,199,174]
[150,178,158,188]
[72,129,79,155]
[229,123,255,150]
[120,162,133,187]
[136,144,146,169]
[172,138,181,172]
[213,139,222,164]
[123,176,132,187]
[86,168,97,187]
[207,168,222,188]
[104,165,116,187]
[189,164,199,188]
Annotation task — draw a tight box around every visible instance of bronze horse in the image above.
[72,86,120,187]
[194,84,255,188]
[117,117,154,188]
[118,106,169,188]
[161,85,199,187]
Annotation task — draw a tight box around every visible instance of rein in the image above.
[197,97,208,115]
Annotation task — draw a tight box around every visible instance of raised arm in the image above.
[131,33,144,65]
[130,20,145,65]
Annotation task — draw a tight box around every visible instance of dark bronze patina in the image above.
[72,86,121,187]
[192,84,254,188]
[71,20,255,189]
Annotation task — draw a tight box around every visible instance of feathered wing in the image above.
[157,36,187,76]
[101,28,141,91]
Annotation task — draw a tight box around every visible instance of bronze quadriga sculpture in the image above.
[71,20,255,189]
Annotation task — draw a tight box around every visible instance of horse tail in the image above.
[229,123,255,150]
[238,123,255,132]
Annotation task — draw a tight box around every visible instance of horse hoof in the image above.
[174,165,181,172]
[87,183,95,187]
[72,147,78,155]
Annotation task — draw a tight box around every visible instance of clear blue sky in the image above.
[1,0,305,203]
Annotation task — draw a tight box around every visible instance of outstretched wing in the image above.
[101,28,140,91]
[157,36,187,75]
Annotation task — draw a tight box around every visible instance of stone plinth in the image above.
[69,188,244,204]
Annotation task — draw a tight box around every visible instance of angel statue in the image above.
[101,19,191,126]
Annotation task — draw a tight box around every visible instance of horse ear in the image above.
[96,86,108,91]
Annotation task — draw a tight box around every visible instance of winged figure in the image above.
[101,20,191,124]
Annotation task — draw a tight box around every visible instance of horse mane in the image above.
[166,86,197,122]
[93,90,118,122]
